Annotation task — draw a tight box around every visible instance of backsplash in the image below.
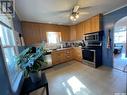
[31,40,84,50]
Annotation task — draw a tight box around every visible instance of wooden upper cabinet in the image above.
[91,14,102,32]
[22,22,41,45]
[22,22,70,45]
[69,14,103,39]
[76,24,80,40]
[60,26,70,41]
[21,22,30,45]
[76,22,84,40]
[82,21,86,34]
[39,24,47,42]
[32,23,41,43]
[83,14,102,34]
[70,25,76,41]
[84,19,92,34]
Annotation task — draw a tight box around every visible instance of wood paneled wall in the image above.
[22,22,70,45]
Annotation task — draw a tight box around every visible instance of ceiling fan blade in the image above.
[79,12,89,15]
[46,10,70,15]
[40,10,70,18]
[79,6,92,11]
[41,13,70,20]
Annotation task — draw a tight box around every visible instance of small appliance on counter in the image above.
[62,42,71,48]
[82,31,103,68]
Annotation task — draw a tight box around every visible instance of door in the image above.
[113,16,127,71]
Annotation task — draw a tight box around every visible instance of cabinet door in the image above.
[32,23,41,43]
[22,22,32,45]
[60,26,70,41]
[91,15,101,32]
[70,25,76,41]
[80,22,84,39]
[85,19,91,34]
[22,22,41,45]
[39,24,47,42]
[83,21,86,34]
[51,51,61,65]
[76,23,84,40]
[60,50,66,63]
[73,47,82,62]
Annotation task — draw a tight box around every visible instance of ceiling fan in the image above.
[69,5,89,22]
[41,3,90,23]
[70,5,80,21]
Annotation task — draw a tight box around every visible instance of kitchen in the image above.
[20,14,102,69]
[0,0,127,95]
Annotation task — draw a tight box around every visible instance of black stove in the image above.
[82,32,103,68]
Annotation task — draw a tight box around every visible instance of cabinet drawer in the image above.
[66,56,72,61]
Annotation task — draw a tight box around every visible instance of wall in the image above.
[13,13,24,95]
[13,14,23,46]
[13,14,22,33]
[103,6,127,67]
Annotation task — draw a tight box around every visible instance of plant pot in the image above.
[29,71,41,83]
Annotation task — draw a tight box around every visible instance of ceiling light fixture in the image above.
[73,5,80,12]
[70,12,79,22]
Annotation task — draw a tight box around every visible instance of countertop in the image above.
[45,46,82,54]
[50,47,82,52]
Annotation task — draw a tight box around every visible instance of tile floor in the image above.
[30,61,127,95]
[114,47,127,71]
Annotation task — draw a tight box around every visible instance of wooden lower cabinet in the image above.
[65,49,73,61]
[51,51,65,65]
[51,47,82,65]
[73,47,82,62]
[51,48,73,65]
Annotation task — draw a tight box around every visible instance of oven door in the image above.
[82,49,96,63]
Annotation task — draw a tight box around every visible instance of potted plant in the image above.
[17,43,47,83]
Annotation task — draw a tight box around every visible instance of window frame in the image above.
[46,32,62,44]
[0,15,23,92]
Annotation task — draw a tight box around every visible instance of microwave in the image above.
[84,32,102,42]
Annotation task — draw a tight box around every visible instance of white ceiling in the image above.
[15,0,127,25]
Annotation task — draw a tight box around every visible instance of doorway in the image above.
[113,16,127,71]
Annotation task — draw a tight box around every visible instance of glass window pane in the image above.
[0,25,6,46]
[114,26,126,43]
[47,32,61,44]
[3,47,19,85]
[4,28,10,45]
[7,28,15,46]
[0,25,15,46]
